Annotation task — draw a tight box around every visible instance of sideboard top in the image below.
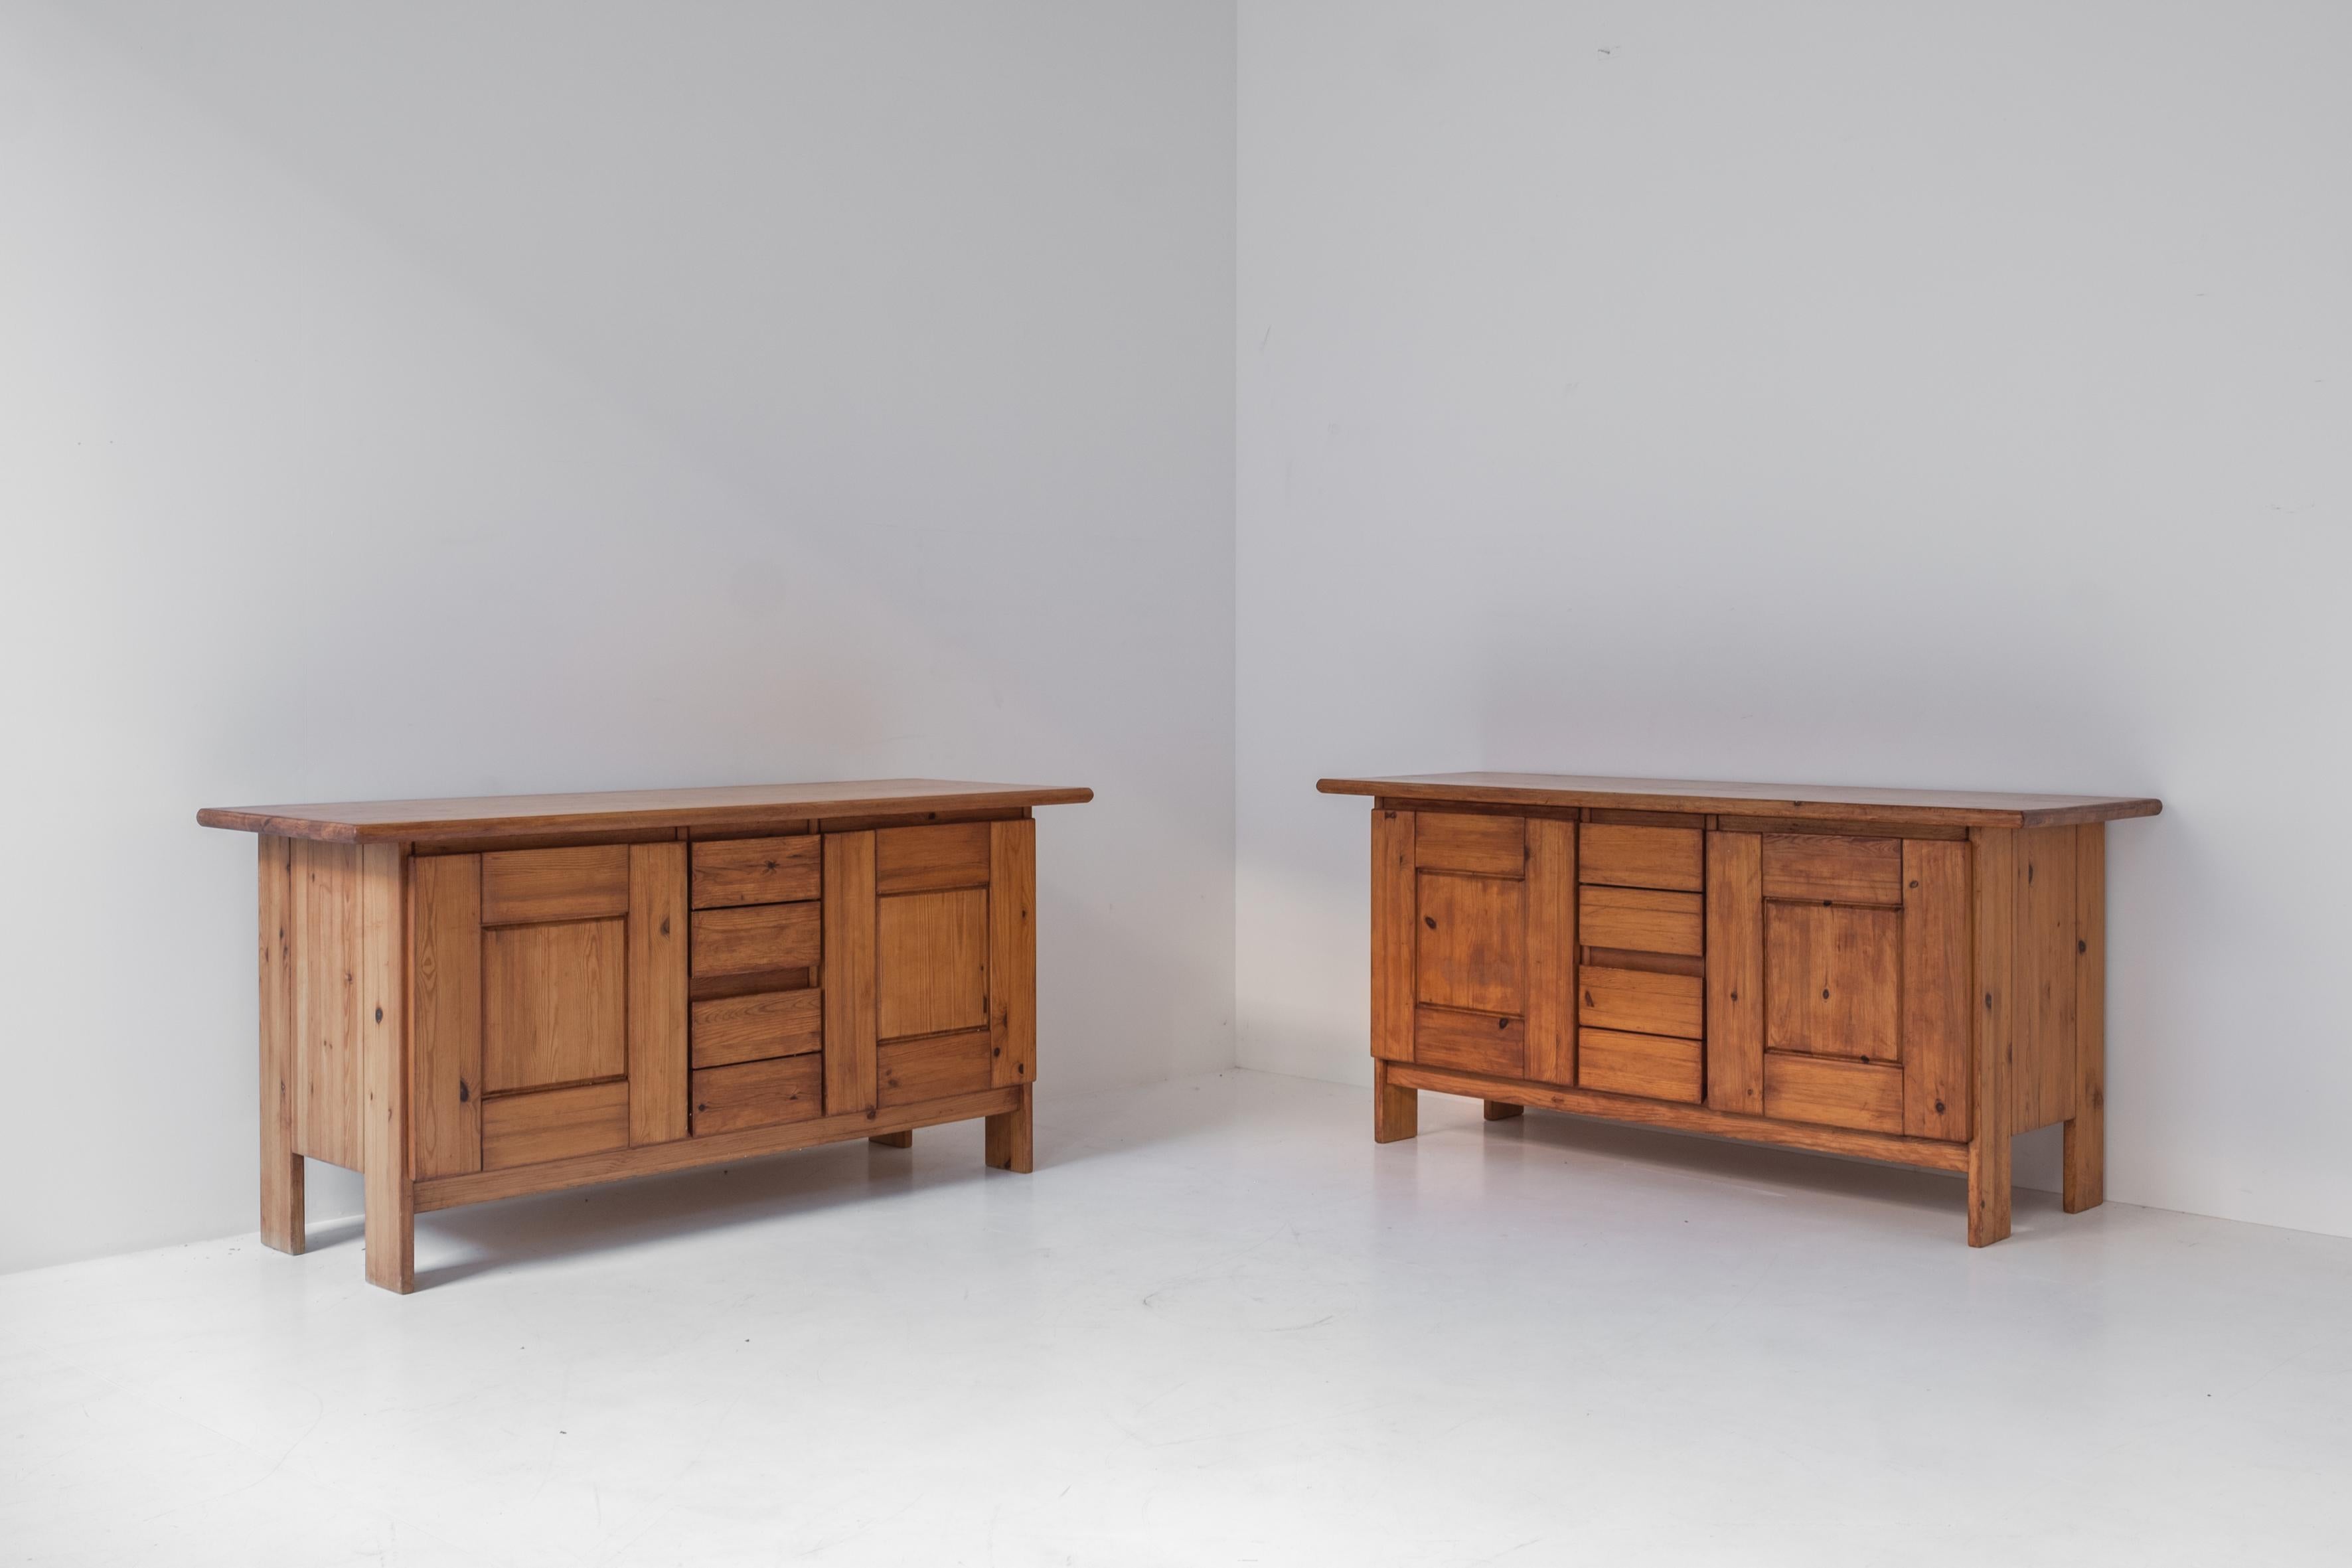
[1317,772,2161,828]
[198,777,1095,844]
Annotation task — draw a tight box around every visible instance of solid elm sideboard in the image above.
[1318,773,2161,1245]
[198,779,1091,1291]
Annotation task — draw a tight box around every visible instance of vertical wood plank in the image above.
[358,842,414,1293]
[1371,810,1416,1061]
[2012,824,2079,1132]
[1704,831,1763,1114]
[1373,1058,1418,1142]
[291,838,362,1169]
[988,818,1038,1088]
[984,1081,1034,1172]
[628,842,690,1146]
[1524,817,1577,1084]
[408,854,482,1179]
[2065,823,2107,1212]
[1901,838,1972,1142]
[257,835,303,1253]
[823,830,879,1117]
[1968,827,2015,1247]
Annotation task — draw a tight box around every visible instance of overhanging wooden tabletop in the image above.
[198,778,1095,844]
[1317,772,2160,829]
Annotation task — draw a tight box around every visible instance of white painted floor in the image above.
[4,1070,2349,1567]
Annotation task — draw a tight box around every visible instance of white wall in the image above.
[0,0,1235,1274]
[1238,3,2352,1235]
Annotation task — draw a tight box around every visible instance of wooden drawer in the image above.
[692,1054,822,1135]
[1579,824,1702,892]
[1413,812,1526,877]
[876,823,993,894]
[1414,872,1526,1015]
[1761,833,1903,905]
[690,835,820,909]
[1579,965,1703,1038]
[1414,1004,1526,1077]
[1764,903,1899,1061]
[692,902,822,978]
[1579,1028,1701,1103]
[481,844,631,925]
[877,1028,995,1106]
[690,987,823,1070]
[481,1080,629,1170]
[1763,1052,1902,1133]
[1579,886,1702,957]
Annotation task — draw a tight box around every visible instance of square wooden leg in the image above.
[358,842,415,1293]
[1373,1061,1417,1143]
[262,1152,305,1255]
[258,835,305,1255]
[1483,1100,1524,1121]
[870,1129,914,1148]
[1968,1133,2011,1247]
[2064,821,2106,1214]
[984,1085,1033,1173]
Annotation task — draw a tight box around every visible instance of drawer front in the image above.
[481,1080,630,1170]
[1763,1052,1902,1133]
[690,987,823,1070]
[877,1028,994,1106]
[1414,812,1526,878]
[1579,1028,1701,1103]
[1579,964,1704,1038]
[1761,834,1903,905]
[690,835,821,909]
[876,823,993,894]
[481,917,627,1093]
[692,1054,823,1135]
[1765,903,1899,1061]
[1579,886,1703,957]
[481,844,631,925]
[692,902,823,978]
[1415,872,1526,1016]
[1414,1004,1527,1077]
[876,887,990,1040]
[1579,824,1703,892]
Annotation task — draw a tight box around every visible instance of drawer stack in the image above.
[688,835,825,1134]
[1577,821,1705,1104]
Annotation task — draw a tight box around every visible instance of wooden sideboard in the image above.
[199,779,1091,1291]
[1318,773,2161,1245]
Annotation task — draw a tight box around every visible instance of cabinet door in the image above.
[1705,831,1968,1139]
[410,842,687,1176]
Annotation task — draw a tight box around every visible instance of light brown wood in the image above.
[1320,773,2162,829]
[984,1081,1034,1172]
[1970,826,2017,1245]
[689,834,820,909]
[816,805,1030,835]
[1373,1058,1418,1142]
[1370,810,1416,1062]
[1579,885,1703,957]
[823,831,879,1117]
[291,838,360,1170]
[692,902,823,979]
[1579,964,1703,1039]
[1414,1004,1527,1077]
[418,1084,1022,1210]
[2013,823,2079,1133]
[870,1129,915,1148]
[691,1054,822,1136]
[879,1029,994,1106]
[1484,1100,1524,1120]
[481,844,630,925]
[408,853,482,1180]
[1390,1061,1969,1172]
[1763,1052,1904,1133]
[690,987,823,1069]
[1764,903,1901,1061]
[1579,823,1703,892]
[357,842,412,1293]
[1717,815,1968,842]
[1901,838,1972,1142]
[1524,817,1577,1084]
[877,888,988,1040]
[1415,871,1526,1016]
[257,836,303,1254]
[1705,830,1764,1115]
[200,778,1095,844]
[1579,1028,1703,1104]
[988,819,1037,1087]
[2065,823,2107,1212]
[482,1079,633,1169]
[482,917,627,1093]
[1414,811,1526,877]
[627,842,690,1146]
[1584,808,1708,830]
[1760,833,1904,905]
[876,822,993,894]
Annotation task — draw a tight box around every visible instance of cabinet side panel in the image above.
[2065,823,2107,1208]
[1525,817,1577,1084]
[2012,824,2078,1132]
[258,836,303,1251]
[988,819,1037,1088]
[1705,831,1764,1114]
[291,838,363,1169]
[629,842,690,1145]
[823,831,879,1115]
[1900,838,1972,1142]
[1969,827,2017,1246]
[1371,810,1416,1062]
[410,854,483,1178]
[357,842,412,1293]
